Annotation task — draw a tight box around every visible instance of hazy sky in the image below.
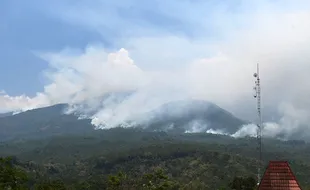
[1,0,310,137]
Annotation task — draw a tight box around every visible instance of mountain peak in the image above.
[0,99,246,141]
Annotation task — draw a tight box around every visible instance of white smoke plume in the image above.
[1,1,310,139]
[0,90,49,113]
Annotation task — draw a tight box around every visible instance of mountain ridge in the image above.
[136,100,247,133]
[0,99,246,141]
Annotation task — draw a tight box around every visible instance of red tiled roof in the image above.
[258,161,302,190]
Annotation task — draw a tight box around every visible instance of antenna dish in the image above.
[254,73,258,78]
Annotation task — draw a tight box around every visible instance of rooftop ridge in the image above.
[257,160,302,190]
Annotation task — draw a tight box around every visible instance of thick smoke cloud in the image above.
[1,1,310,140]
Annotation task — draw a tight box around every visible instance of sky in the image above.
[1,0,310,138]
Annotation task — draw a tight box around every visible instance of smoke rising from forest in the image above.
[1,1,310,140]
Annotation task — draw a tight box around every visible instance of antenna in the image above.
[253,63,262,185]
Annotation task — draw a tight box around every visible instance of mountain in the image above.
[0,112,13,118]
[0,99,246,141]
[0,104,94,141]
[139,100,247,133]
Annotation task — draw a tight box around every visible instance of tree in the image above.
[0,157,28,190]
[106,169,179,190]
[229,176,257,190]
[107,172,129,190]
[140,168,179,190]
[34,179,67,190]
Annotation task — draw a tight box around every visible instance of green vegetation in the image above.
[0,101,247,141]
[1,128,310,189]
[0,157,28,189]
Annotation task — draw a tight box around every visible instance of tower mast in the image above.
[253,63,262,185]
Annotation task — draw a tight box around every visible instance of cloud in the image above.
[39,46,148,105]
[0,91,49,113]
[1,0,310,139]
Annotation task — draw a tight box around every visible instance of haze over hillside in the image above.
[0,97,252,141]
[1,89,309,141]
[0,112,13,118]
[1,0,310,141]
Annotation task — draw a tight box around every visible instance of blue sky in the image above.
[0,0,264,96]
[1,0,104,95]
[1,0,310,134]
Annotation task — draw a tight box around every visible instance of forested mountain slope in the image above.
[0,129,309,189]
[0,100,246,141]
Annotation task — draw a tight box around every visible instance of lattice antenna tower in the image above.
[253,63,262,185]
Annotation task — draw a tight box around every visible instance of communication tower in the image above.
[253,63,262,185]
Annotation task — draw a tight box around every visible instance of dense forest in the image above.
[1,128,310,189]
